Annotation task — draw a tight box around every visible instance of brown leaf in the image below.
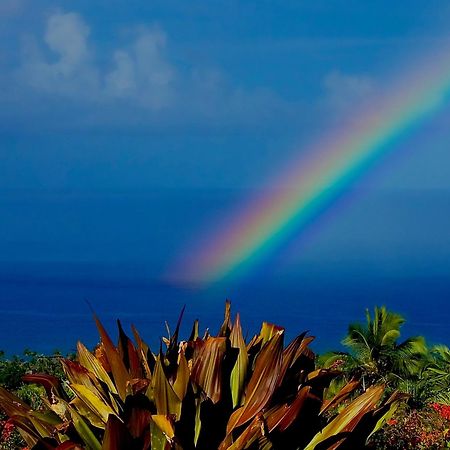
[304,384,385,450]
[102,414,133,450]
[226,330,284,434]
[191,337,227,404]
[94,316,131,401]
[320,379,360,415]
[218,300,232,337]
[266,385,311,432]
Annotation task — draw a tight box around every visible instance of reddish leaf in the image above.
[191,337,227,404]
[320,379,360,415]
[22,373,66,402]
[94,316,131,401]
[226,330,284,434]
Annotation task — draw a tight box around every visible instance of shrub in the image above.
[369,404,450,449]
[0,303,405,449]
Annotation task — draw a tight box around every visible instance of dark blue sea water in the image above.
[1,266,450,356]
[1,189,449,355]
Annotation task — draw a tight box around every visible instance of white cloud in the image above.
[322,70,374,111]
[11,10,289,125]
[19,14,176,110]
[105,28,175,109]
[20,12,99,97]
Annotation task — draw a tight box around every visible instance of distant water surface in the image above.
[1,267,449,355]
[0,189,449,355]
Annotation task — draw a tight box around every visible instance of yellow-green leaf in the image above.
[173,350,189,401]
[70,384,118,426]
[304,384,385,450]
[77,342,118,397]
[69,406,102,450]
[152,356,182,419]
[230,313,249,408]
[152,415,175,439]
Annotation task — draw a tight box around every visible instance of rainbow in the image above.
[172,48,450,284]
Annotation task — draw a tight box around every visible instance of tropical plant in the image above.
[396,344,450,408]
[0,349,72,449]
[0,302,406,449]
[322,306,427,391]
[369,403,450,449]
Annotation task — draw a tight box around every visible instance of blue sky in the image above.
[1,1,450,282]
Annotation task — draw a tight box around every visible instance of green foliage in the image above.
[321,306,429,397]
[0,350,69,392]
[0,350,73,449]
[0,303,403,450]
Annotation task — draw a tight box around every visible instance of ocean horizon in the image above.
[1,189,449,356]
[1,261,449,356]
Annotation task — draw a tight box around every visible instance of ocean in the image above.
[1,267,449,356]
[1,189,449,355]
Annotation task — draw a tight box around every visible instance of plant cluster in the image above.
[369,404,450,449]
[0,350,71,450]
[0,302,403,449]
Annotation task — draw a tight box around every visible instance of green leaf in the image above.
[69,406,102,450]
[152,356,182,419]
[230,313,249,408]
[70,383,118,425]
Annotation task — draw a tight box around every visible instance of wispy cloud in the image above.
[19,12,99,97]
[7,10,291,128]
[322,69,374,112]
[105,27,175,109]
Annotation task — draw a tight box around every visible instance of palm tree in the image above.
[337,306,427,389]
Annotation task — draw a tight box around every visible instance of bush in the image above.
[369,404,450,449]
[0,303,405,450]
[0,350,71,449]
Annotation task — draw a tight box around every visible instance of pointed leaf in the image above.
[152,415,175,440]
[218,300,232,337]
[226,330,284,434]
[191,337,227,404]
[230,313,249,408]
[69,406,102,450]
[94,316,131,401]
[304,384,384,450]
[320,379,360,415]
[70,384,118,425]
[76,342,118,396]
[152,356,182,419]
[260,322,284,345]
[173,350,189,401]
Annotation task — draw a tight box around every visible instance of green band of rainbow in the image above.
[172,48,450,284]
